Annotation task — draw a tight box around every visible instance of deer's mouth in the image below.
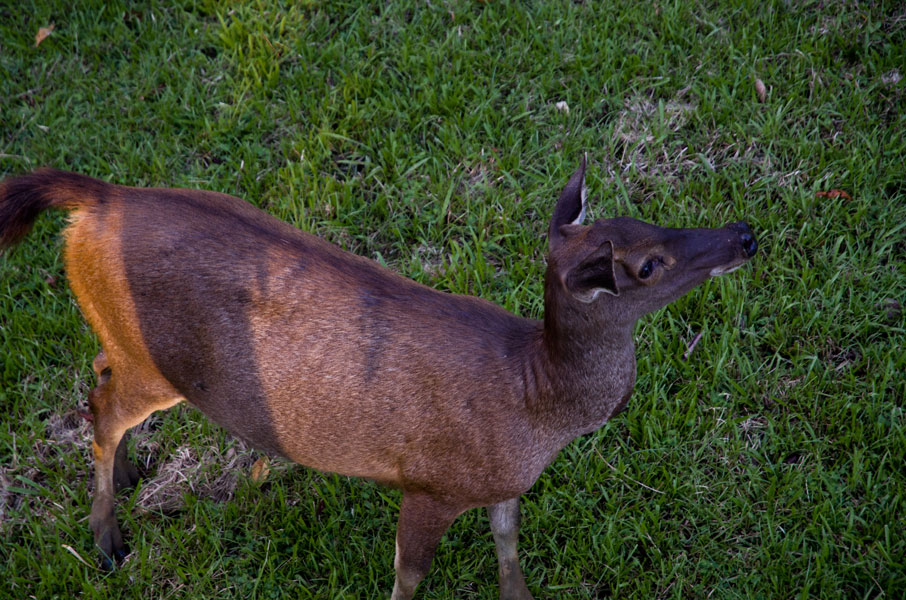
[710,261,746,277]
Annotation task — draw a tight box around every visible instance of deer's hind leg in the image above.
[88,349,183,568]
[92,351,139,492]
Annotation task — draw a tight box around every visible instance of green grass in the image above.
[1,0,904,598]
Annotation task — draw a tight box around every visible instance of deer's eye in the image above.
[638,259,657,279]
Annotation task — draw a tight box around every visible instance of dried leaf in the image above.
[35,24,55,47]
[61,544,95,569]
[250,456,270,483]
[682,331,703,361]
[754,78,767,103]
[816,189,852,200]
[881,69,902,86]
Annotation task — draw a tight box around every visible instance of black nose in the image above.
[728,221,758,257]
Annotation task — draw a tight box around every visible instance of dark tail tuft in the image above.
[0,169,112,250]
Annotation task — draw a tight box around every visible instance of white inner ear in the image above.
[571,179,587,225]
[574,286,618,303]
[589,286,618,300]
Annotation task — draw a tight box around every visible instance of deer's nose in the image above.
[728,221,758,257]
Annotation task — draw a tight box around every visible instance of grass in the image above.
[1,0,904,598]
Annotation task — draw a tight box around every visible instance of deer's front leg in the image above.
[391,493,461,600]
[488,497,533,600]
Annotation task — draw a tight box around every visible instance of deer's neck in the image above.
[530,287,638,442]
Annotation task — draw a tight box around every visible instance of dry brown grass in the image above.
[135,439,259,514]
[1,405,261,529]
[600,91,812,203]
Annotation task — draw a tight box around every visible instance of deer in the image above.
[0,156,757,599]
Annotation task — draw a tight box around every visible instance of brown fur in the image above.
[0,159,757,599]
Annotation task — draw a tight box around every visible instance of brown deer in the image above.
[0,157,757,599]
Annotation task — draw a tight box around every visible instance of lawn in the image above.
[1,1,904,598]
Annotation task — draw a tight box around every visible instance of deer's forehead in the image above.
[588,219,665,255]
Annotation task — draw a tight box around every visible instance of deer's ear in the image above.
[549,155,587,249]
[564,240,619,302]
